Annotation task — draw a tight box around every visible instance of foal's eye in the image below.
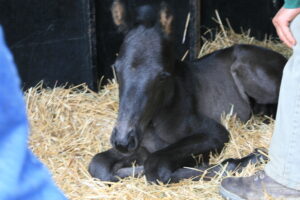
[158,72,171,81]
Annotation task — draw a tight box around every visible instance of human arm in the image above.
[272,7,300,47]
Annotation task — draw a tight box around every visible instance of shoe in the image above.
[219,170,300,200]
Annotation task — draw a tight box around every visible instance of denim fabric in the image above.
[0,26,66,200]
[265,15,300,190]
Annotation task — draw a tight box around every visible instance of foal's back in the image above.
[183,44,286,122]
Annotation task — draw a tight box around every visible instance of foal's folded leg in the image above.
[89,147,148,182]
[170,147,269,182]
[143,133,227,184]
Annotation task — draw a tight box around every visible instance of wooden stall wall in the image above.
[0,0,97,90]
[200,0,284,40]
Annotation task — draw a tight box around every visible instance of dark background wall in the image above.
[0,0,97,90]
[0,0,283,90]
[201,0,283,40]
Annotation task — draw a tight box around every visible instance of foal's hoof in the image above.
[145,166,172,184]
[220,147,269,174]
[88,154,119,182]
[144,155,173,184]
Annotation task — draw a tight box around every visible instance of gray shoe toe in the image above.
[220,177,246,200]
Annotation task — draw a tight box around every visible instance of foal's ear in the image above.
[159,2,173,36]
[111,0,127,32]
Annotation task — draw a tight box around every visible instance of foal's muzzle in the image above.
[111,128,139,153]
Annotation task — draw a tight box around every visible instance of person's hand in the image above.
[273,7,300,48]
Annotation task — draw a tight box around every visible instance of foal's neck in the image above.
[160,60,195,116]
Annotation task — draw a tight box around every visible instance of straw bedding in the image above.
[26,29,291,200]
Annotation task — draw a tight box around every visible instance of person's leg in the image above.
[264,12,300,191]
[0,26,66,200]
[219,15,300,200]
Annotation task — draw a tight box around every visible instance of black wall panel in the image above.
[201,0,284,40]
[0,0,97,90]
[94,0,124,83]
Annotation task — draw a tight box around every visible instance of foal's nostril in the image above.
[127,135,137,151]
[115,143,131,153]
[112,129,138,153]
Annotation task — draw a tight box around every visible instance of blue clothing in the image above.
[284,0,300,8]
[0,26,66,200]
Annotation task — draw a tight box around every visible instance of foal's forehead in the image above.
[124,26,162,49]
[118,26,163,69]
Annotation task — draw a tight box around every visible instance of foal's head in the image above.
[110,0,175,153]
